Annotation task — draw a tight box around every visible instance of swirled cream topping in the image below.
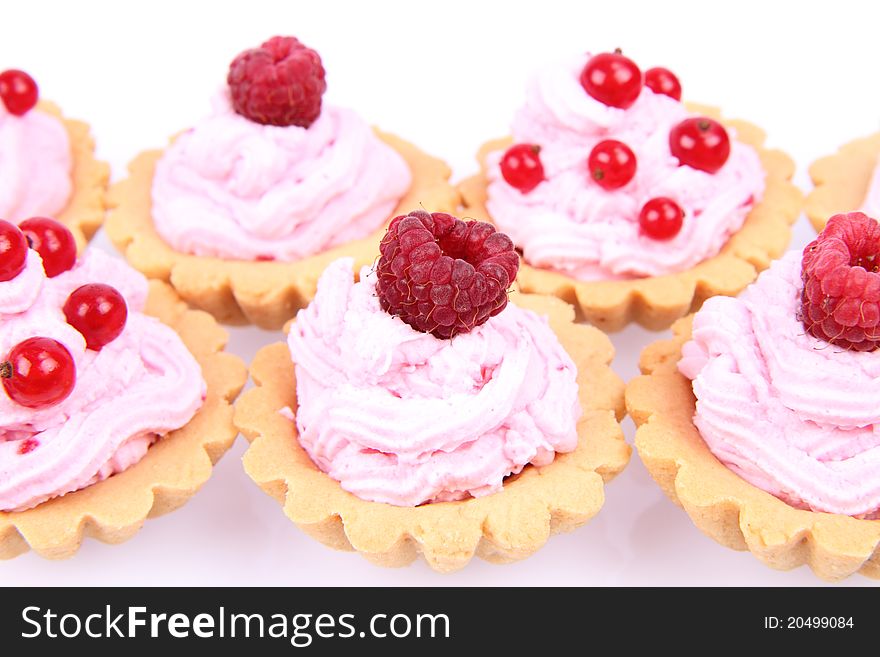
[0,102,72,222]
[151,93,411,261]
[286,258,581,507]
[679,251,880,517]
[0,248,205,511]
[485,54,765,280]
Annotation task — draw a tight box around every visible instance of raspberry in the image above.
[227,36,326,128]
[376,211,520,339]
[800,212,880,351]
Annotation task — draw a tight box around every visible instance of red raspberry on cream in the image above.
[150,78,411,261]
[679,248,880,517]
[376,211,519,339]
[227,36,326,128]
[800,212,880,351]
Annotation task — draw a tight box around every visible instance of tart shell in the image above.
[626,315,880,581]
[806,132,880,232]
[235,290,630,573]
[458,104,803,332]
[0,281,247,559]
[106,131,460,329]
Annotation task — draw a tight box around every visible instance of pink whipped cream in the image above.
[151,93,412,261]
[679,251,880,518]
[0,102,72,222]
[0,248,206,511]
[861,157,880,218]
[485,54,766,280]
[286,258,581,507]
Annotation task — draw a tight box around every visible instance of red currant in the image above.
[588,140,637,190]
[63,284,128,351]
[0,219,28,282]
[19,217,76,278]
[639,197,684,240]
[579,50,642,109]
[0,70,39,116]
[1,337,76,409]
[500,144,544,193]
[645,67,681,101]
[669,117,730,174]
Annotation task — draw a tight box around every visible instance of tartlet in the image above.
[105,37,458,329]
[806,133,880,232]
[0,278,246,560]
[627,316,880,581]
[459,51,802,332]
[627,212,880,581]
[236,289,629,572]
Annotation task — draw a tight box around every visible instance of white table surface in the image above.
[2,0,879,586]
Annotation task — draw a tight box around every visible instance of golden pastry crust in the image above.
[0,281,247,560]
[105,131,460,329]
[806,132,880,232]
[235,291,630,573]
[38,100,110,251]
[458,104,803,332]
[626,316,880,581]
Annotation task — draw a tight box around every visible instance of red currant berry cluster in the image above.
[20,217,77,277]
[1,216,77,279]
[579,50,681,109]
[501,53,733,241]
[0,218,128,409]
[577,52,680,237]
[0,69,38,116]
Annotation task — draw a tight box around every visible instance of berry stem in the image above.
[0,361,10,379]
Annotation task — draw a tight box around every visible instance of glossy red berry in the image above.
[19,217,76,278]
[669,117,730,173]
[63,284,128,351]
[588,140,637,190]
[645,67,681,101]
[579,50,642,109]
[0,70,38,116]
[500,144,544,193]
[1,337,76,409]
[639,197,684,240]
[0,219,28,282]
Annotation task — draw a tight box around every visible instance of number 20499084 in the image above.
[764,617,854,629]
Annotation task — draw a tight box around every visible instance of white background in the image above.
[2,0,879,586]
